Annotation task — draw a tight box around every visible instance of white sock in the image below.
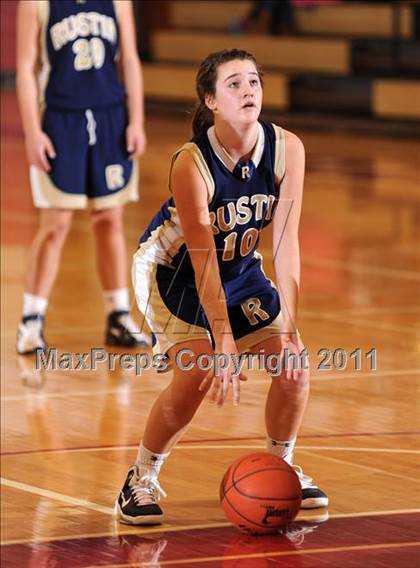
[23,293,48,317]
[266,437,296,465]
[103,288,130,315]
[136,443,170,478]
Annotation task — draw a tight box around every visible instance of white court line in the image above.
[301,446,420,454]
[0,477,114,516]
[176,445,418,454]
[325,508,420,519]
[2,443,418,457]
[313,368,420,382]
[320,306,420,316]
[1,387,145,403]
[302,450,420,484]
[301,310,419,335]
[1,508,419,546]
[302,257,420,282]
[96,542,420,567]
[2,368,419,403]
[4,446,417,522]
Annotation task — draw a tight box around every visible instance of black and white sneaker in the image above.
[16,314,47,355]
[115,465,166,525]
[294,465,329,509]
[105,311,150,348]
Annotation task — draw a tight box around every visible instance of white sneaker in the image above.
[16,314,47,355]
[294,465,329,509]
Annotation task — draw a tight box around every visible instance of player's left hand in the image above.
[280,331,309,381]
[126,123,147,159]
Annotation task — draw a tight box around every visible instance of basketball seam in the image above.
[220,452,256,501]
[224,466,301,500]
[230,453,291,488]
[230,491,301,502]
[232,460,295,486]
[222,489,282,531]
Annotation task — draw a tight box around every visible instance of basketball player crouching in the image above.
[115,49,328,525]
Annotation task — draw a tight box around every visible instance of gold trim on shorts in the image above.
[30,161,139,210]
[90,161,139,209]
[235,313,284,353]
[30,166,86,209]
[132,252,210,359]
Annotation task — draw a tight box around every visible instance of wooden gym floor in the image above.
[1,91,419,567]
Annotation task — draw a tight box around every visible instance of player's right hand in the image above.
[198,338,247,407]
[25,130,56,172]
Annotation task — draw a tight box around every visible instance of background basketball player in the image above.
[16,0,149,354]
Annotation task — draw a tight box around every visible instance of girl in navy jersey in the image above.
[115,49,328,525]
[16,0,149,354]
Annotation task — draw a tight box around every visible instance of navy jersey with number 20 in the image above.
[39,0,125,109]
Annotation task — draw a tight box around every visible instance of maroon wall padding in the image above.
[1,0,18,71]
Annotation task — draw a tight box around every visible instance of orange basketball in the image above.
[220,452,302,534]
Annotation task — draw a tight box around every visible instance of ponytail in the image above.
[191,101,214,138]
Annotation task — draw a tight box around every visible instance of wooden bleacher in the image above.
[372,79,420,119]
[168,1,250,31]
[152,30,351,74]
[142,1,420,123]
[168,1,414,39]
[143,64,288,110]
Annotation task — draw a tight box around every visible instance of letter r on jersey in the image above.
[241,297,270,325]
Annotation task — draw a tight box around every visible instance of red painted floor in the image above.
[2,513,419,568]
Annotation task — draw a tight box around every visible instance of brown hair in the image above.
[191,49,263,137]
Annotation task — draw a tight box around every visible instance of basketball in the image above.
[220,452,302,534]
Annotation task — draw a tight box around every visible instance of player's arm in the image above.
[171,151,232,343]
[171,151,245,405]
[16,0,55,171]
[272,131,305,377]
[117,0,146,158]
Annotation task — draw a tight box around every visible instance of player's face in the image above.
[206,59,263,125]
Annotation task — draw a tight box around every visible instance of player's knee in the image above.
[270,369,310,395]
[181,365,211,387]
[90,208,123,233]
[39,218,72,245]
[172,365,212,400]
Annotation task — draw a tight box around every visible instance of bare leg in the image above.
[90,205,127,291]
[25,209,74,298]
[115,340,215,523]
[251,335,328,508]
[142,339,214,453]
[251,336,310,441]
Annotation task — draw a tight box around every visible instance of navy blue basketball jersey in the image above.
[38,0,125,109]
[139,121,286,294]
